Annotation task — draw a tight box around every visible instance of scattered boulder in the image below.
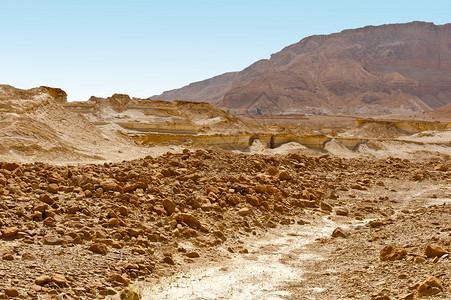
[278,171,291,181]
[1,227,20,238]
[89,243,108,255]
[238,207,252,216]
[163,256,175,265]
[185,251,200,258]
[100,178,120,191]
[46,184,59,194]
[4,287,19,297]
[332,227,348,238]
[51,275,67,287]
[424,243,448,258]
[1,162,20,171]
[163,199,176,215]
[434,164,447,171]
[109,273,130,286]
[174,213,201,229]
[335,207,349,216]
[417,276,443,296]
[380,245,407,261]
[39,194,54,205]
[35,275,52,285]
[118,205,129,216]
[399,292,414,300]
[320,201,333,212]
[369,220,385,228]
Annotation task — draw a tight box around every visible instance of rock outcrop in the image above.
[0,85,145,163]
[63,95,250,136]
[153,22,451,116]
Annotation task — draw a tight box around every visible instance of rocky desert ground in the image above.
[0,84,450,300]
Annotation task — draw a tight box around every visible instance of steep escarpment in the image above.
[153,22,451,116]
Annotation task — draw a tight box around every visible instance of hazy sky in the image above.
[1,0,450,101]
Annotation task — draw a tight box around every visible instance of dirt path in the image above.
[140,217,338,300]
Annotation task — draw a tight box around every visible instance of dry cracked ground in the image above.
[0,150,450,299]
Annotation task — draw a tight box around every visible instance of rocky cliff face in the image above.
[153,22,451,115]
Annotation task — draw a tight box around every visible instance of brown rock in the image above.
[131,246,146,255]
[163,199,176,215]
[278,171,291,181]
[331,227,348,238]
[4,288,19,297]
[185,251,200,258]
[89,243,108,255]
[35,275,52,285]
[51,275,67,286]
[46,183,59,194]
[153,205,167,215]
[22,252,36,261]
[39,194,54,205]
[174,213,201,229]
[2,162,20,171]
[118,205,129,216]
[1,227,20,238]
[108,218,120,227]
[43,216,56,227]
[42,234,66,245]
[163,256,175,265]
[2,253,14,261]
[335,207,349,216]
[380,245,407,261]
[47,172,63,184]
[434,164,447,171]
[369,220,385,228]
[255,185,268,193]
[424,243,448,258]
[371,295,391,300]
[30,284,42,292]
[100,178,120,191]
[266,167,278,176]
[238,207,252,216]
[320,201,333,212]
[246,195,260,207]
[127,228,140,236]
[99,287,117,296]
[160,168,173,177]
[110,273,130,286]
[417,276,443,296]
[67,205,80,214]
[414,256,426,263]
[399,292,414,300]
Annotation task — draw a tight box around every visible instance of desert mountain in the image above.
[0,85,147,163]
[153,22,451,116]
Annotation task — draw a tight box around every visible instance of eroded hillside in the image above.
[0,85,150,164]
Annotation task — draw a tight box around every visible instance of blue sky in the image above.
[1,0,450,101]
